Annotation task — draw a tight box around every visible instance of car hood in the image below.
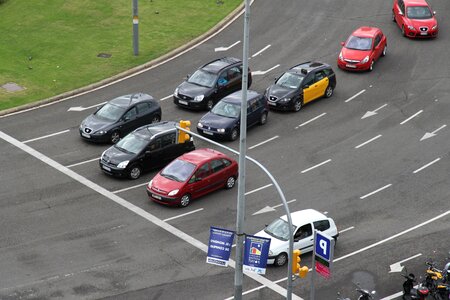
[152,173,185,193]
[178,81,211,98]
[341,48,372,61]
[199,112,237,128]
[267,85,297,100]
[81,114,114,132]
[409,17,437,28]
[102,146,135,165]
[255,229,287,253]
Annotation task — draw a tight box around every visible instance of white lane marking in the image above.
[66,157,99,168]
[214,40,241,52]
[22,129,70,144]
[420,124,446,141]
[360,184,392,199]
[164,208,204,222]
[68,102,106,112]
[361,104,388,119]
[389,253,422,273]
[251,64,280,76]
[345,89,366,103]
[339,226,354,234]
[413,157,441,174]
[0,130,299,300]
[113,182,148,194]
[252,45,271,57]
[160,95,172,101]
[355,134,382,149]
[379,291,404,300]
[400,110,423,125]
[252,199,296,216]
[245,184,272,195]
[295,113,326,129]
[248,135,279,150]
[301,159,332,174]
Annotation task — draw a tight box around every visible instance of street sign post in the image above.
[310,230,335,300]
[206,226,235,267]
[243,235,271,275]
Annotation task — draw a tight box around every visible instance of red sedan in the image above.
[147,148,238,207]
[392,0,438,38]
[337,27,387,72]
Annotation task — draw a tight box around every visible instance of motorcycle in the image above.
[401,272,432,300]
[337,282,376,300]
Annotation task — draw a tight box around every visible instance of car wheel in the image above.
[401,25,406,37]
[392,10,396,23]
[369,60,374,72]
[151,115,161,123]
[259,112,268,125]
[179,194,191,207]
[230,128,239,141]
[293,99,303,112]
[382,45,387,57]
[225,176,236,189]
[274,252,288,267]
[110,130,120,144]
[206,99,214,110]
[128,165,142,180]
[325,85,334,98]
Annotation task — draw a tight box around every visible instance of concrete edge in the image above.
[0,2,245,117]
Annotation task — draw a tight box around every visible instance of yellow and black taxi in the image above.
[264,62,336,112]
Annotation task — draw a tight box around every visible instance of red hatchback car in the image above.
[147,148,238,207]
[392,0,438,38]
[338,26,387,72]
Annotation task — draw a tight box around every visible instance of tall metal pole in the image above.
[233,0,250,298]
[132,0,139,56]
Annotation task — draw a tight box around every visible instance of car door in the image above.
[120,106,139,135]
[208,159,229,192]
[159,132,180,163]
[142,137,162,172]
[215,71,231,102]
[372,34,382,60]
[186,162,212,198]
[302,73,315,104]
[293,223,314,253]
[226,66,242,93]
[304,71,328,103]
[136,102,153,126]
[246,97,261,127]
[395,0,405,25]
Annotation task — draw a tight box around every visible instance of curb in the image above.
[0,2,245,117]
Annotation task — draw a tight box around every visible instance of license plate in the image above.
[152,194,162,200]
[102,165,111,171]
[81,132,91,138]
[178,100,188,105]
[203,130,213,135]
[420,32,428,35]
[268,102,276,106]
[346,64,356,68]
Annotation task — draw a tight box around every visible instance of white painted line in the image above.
[339,226,354,234]
[113,182,148,194]
[214,40,241,52]
[301,159,332,174]
[0,130,300,300]
[355,134,382,149]
[164,208,204,222]
[295,113,326,129]
[361,103,388,119]
[413,157,441,174]
[22,129,70,144]
[66,157,99,168]
[160,95,172,101]
[360,184,392,199]
[251,64,280,76]
[379,291,404,300]
[345,89,366,103]
[272,199,296,209]
[245,184,272,195]
[252,45,271,57]
[400,110,423,125]
[248,136,279,150]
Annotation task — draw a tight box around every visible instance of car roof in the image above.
[404,0,429,6]
[221,90,261,105]
[289,61,331,75]
[133,121,177,140]
[280,209,329,227]
[352,26,380,38]
[179,148,229,165]
[201,57,242,74]
[109,93,154,108]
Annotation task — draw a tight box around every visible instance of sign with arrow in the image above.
[68,102,106,112]
[361,104,387,119]
[389,253,422,273]
[420,124,446,141]
[214,41,240,52]
[251,64,280,76]
[252,199,296,215]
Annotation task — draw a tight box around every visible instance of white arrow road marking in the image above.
[301,159,332,174]
[252,45,271,57]
[420,124,446,141]
[214,40,240,52]
[389,253,422,273]
[400,110,423,125]
[295,113,326,129]
[355,134,382,149]
[361,104,387,119]
[345,89,366,103]
[67,102,106,112]
[360,184,392,199]
[252,199,297,216]
[252,64,280,76]
[22,130,70,144]
[413,158,441,174]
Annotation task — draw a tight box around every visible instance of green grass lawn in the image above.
[0,0,241,111]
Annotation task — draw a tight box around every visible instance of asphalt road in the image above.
[1,0,449,299]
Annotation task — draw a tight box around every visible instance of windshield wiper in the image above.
[161,173,182,182]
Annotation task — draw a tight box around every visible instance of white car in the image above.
[255,209,339,266]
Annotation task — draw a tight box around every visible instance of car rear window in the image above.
[313,220,330,231]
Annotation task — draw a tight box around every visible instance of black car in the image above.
[99,121,195,179]
[265,61,336,112]
[196,90,268,141]
[173,57,252,110]
[79,93,161,143]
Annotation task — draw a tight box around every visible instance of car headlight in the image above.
[168,189,179,196]
[100,150,107,161]
[339,51,343,61]
[94,130,107,135]
[408,25,415,30]
[197,122,203,128]
[217,128,225,133]
[117,160,129,169]
[174,87,179,97]
[147,180,153,188]
[432,25,438,30]
[194,95,204,102]
[279,97,291,103]
[269,250,273,256]
[361,55,370,64]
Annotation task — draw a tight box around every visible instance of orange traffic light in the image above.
[299,266,309,278]
[292,249,301,275]
[178,120,191,143]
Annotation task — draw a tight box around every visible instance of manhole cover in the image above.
[97,53,111,58]
[2,82,25,92]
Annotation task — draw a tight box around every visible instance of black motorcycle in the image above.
[337,283,376,300]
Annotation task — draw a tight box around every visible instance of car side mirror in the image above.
[340,41,345,46]
[433,11,436,15]
[145,150,152,156]
[303,84,309,89]
[122,116,130,122]
[186,74,190,79]
[398,11,403,16]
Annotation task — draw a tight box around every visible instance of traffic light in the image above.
[292,249,301,275]
[178,120,191,143]
[299,266,309,278]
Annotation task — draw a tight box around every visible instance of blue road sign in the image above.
[206,226,235,267]
[243,235,271,274]
[315,231,332,261]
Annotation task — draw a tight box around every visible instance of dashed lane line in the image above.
[22,129,70,144]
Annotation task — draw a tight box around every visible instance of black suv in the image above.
[173,57,252,110]
[99,121,195,179]
[265,61,336,112]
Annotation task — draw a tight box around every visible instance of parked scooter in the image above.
[337,283,376,300]
[401,272,432,300]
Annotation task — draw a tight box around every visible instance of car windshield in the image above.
[211,101,240,118]
[407,6,432,19]
[187,69,217,88]
[94,103,126,122]
[114,133,148,154]
[345,36,373,51]
[275,72,304,89]
[264,218,296,241]
[161,159,196,182]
